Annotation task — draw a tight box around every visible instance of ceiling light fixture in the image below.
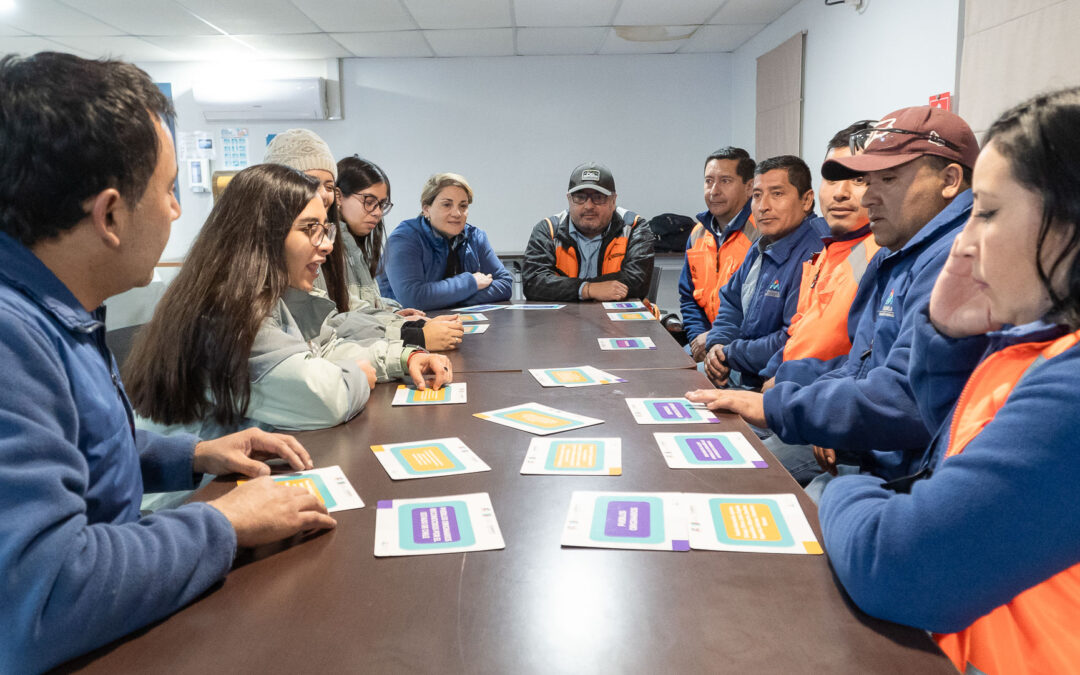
[0,0,17,14]
[614,26,696,42]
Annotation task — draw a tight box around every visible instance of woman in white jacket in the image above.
[124,163,452,440]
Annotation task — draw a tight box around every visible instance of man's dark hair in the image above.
[755,155,813,198]
[704,147,755,182]
[827,120,875,152]
[0,52,175,247]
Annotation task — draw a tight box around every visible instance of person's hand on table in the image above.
[409,352,453,390]
[703,344,730,387]
[430,314,460,323]
[422,316,464,351]
[356,359,376,389]
[209,477,336,548]
[929,236,1001,337]
[684,389,767,428]
[193,427,314,478]
[584,280,628,301]
[396,307,426,318]
[472,272,493,290]
[689,333,709,362]
[813,446,838,476]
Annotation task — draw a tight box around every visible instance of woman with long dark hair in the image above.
[124,164,451,438]
[819,87,1080,673]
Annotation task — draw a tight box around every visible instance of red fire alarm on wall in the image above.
[929,92,952,111]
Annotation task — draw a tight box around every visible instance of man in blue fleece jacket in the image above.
[688,106,983,497]
[702,155,828,390]
[0,53,336,672]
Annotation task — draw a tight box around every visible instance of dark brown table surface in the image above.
[68,368,951,673]
[445,302,695,373]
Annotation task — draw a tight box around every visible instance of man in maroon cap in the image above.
[686,106,985,500]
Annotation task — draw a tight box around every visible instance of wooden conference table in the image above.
[67,303,951,673]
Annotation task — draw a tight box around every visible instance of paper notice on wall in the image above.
[177,131,215,161]
[219,128,250,170]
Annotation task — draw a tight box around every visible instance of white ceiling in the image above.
[0,0,799,61]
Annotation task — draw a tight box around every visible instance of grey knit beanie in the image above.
[263,128,337,180]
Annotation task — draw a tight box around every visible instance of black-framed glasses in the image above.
[569,192,611,206]
[350,192,394,216]
[300,221,338,246]
[850,126,963,156]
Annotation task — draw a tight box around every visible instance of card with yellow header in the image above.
[370,437,490,481]
[392,382,467,406]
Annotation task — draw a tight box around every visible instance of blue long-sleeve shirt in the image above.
[0,232,236,673]
[378,216,512,311]
[762,191,977,480]
[820,316,1080,634]
[677,201,754,341]
[705,214,827,387]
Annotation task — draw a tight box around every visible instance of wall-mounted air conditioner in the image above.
[193,77,328,121]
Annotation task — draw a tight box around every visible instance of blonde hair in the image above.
[420,172,474,208]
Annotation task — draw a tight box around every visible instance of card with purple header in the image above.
[597,337,656,350]
[560,491,689,552]
[624,398,721,425]
[653,432,767,469]
[685,493,822,555]
[374,492,505,557]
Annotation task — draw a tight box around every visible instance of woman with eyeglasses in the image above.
[336,156,464,349]
[123,164,452,440]
[819,87,1080,674]
[378,172,512,311]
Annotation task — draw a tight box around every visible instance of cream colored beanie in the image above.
[263,128,337,179]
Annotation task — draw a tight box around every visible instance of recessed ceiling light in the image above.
[0,0,16,13]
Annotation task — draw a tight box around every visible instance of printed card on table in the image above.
[685,493,822,555]
[521,438,622,476]
[374,492,504,557]
[455,313,488,322]
[606,311,654,321]
[505,303,565,310]
[601,301,646,310]
[561,491,688,551]
[238,465,362,513]
[528,365,626,388]
[625,398,721,425]
[463,323,489,334]
[474,402,603,435]
[392,382,467,406]
[452,303,504,312]
[370,436,489,480]
[654,432,767,469]
[597,336,657,351]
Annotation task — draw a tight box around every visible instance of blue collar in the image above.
[0,231,103,332]
[821,223,873,246]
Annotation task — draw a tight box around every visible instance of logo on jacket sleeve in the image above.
[878,288,896,318]
[764,279,782,298]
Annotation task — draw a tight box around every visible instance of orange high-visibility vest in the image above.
[935,328,1080,675]
[782,228,878,362]
[545,210,642,279]
[685,214,759,322]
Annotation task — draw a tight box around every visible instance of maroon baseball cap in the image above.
[821,106,979,180]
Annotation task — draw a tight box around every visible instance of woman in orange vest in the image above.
[819,86,1080,674]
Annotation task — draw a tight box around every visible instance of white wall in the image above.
[139,53,733,257]
[730,0,961,181]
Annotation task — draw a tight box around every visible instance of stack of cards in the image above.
[464,323,489,334]
[370,437,490,480]
[528,366,626,387]
[625,398,721,424]
[374,492,505,557]
[474,402,603,435]
[239,466,363,512]
[521,438,622,475]
[654,432,768,469]
[455,313,487,322]
[597,336,656,350]
[560,491,821,555]
[392,382,467,406]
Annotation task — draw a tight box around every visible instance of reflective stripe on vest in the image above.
[782,232,878,362]
[934,329,1080,675]
[686,214,758,322]
[546,210,641,279]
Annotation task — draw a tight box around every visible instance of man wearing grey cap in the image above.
[522,162,654,302]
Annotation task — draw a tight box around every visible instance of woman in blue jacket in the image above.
[378,172,512,311]
[820,87,1080,674]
